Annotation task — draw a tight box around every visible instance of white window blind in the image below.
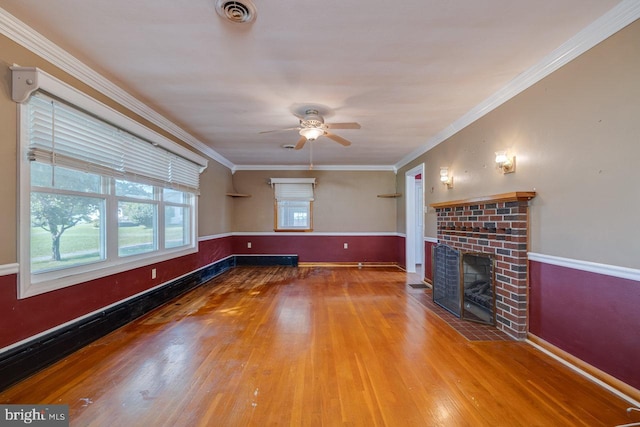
[170,154,200,190]
[28,94,125,176]
[122,132,170,184]
[274,183,314,201]
[27,93,201,191]
[271,178,316,201]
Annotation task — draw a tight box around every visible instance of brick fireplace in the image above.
[430,192,536,339]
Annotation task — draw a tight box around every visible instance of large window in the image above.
[18,89,206,298]
[271,178,315,231]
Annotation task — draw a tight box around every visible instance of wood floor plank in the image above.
[0,266,636,426]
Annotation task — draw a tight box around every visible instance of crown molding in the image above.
[232,164,396,173]
[11,66,209,168]
[395,0,640,171]
[0,7,235,171]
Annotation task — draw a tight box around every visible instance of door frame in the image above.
[405,164,425,274]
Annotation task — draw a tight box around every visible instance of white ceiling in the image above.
[0,0,625,169]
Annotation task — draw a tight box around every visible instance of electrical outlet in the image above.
[343,243,348,249]
[151,268,157,279]
[247,242,252,248]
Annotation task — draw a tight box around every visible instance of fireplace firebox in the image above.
[432,245,495,325]
[461,253,495,324]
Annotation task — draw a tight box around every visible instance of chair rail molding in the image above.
[528,252,640,282]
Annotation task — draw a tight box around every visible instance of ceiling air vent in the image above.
[215,0,257,24]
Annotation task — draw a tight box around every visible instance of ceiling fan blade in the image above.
[294,135,307,150]
[259,127,300,134]
[325,122,361,130]
[324,132,352,147]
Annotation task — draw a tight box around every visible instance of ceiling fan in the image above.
[260,109,360,150]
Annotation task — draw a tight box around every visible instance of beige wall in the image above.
[232,170,397,232]
[0,35,233,264]
[398,20,640,269]
[0,53,18,264]
[198,158,234,237]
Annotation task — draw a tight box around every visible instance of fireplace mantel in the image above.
[429,191,536,209]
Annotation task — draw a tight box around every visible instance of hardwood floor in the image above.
[1,266,636,426]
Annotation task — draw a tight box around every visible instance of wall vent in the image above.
[215,0,257,24]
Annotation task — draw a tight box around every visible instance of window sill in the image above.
[19,245,197,299]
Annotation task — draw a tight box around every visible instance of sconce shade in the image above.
[495,151,508,164]
[495,150,516,174]
[440,167,449,181]
[440,167,453,188]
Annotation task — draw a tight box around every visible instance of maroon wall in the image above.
[397,236,406,269]
[529,260,640,389]
[232,234,403,264]
[0,236,233,349]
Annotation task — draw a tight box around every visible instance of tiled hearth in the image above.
[430,192,536,339]
[408,287,512,341]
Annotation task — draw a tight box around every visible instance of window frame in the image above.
[115,181,160,258]
[273,199,314,232]
[29,167,108,274]
[271,178,316,232]
[15,69,206,299]
[163,189,193,249]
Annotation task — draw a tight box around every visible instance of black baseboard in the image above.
[0,254,296,391]
[234,254,298,266]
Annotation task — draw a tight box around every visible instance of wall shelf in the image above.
[429,191,536,208]
[438,229,518,241]
[377,193,402,198]
[226,193,251,198]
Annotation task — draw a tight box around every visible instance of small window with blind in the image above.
[18,91,206,298]
[271,178,316,231]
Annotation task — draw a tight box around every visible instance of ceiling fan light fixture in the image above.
[299,127,324,141]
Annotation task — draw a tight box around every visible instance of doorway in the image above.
[405,164,425,275]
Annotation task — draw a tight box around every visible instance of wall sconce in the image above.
[440,167,453,189]
[495,150,516,174]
